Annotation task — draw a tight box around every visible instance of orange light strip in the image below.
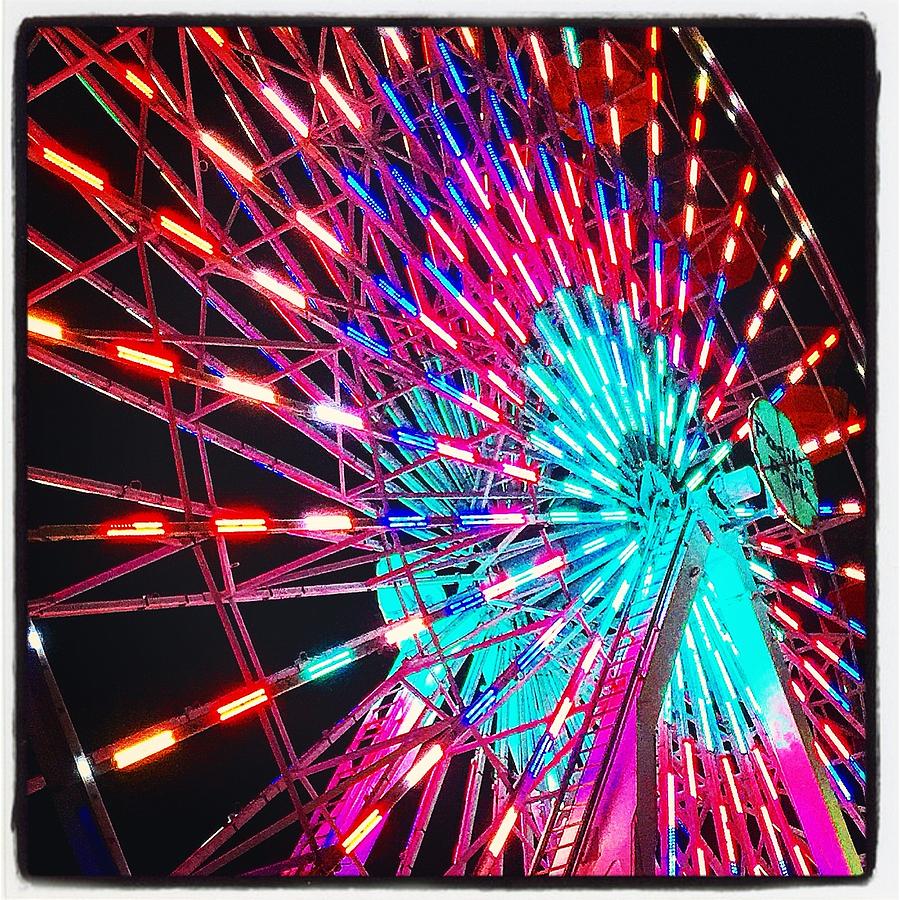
[261,85,310,138]
[502,463,538,483]
[27,314,64,340]
[382,27,409,62]
[113,730,175,769]
[319,74,362,130]
[404,744,444,788]
[529,34,549,85]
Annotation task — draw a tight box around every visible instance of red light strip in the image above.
[157,213,216,255]
[214,517,268,534]
[216,687,269,721]
[115,345,176,374]
[41,147,105,191]
[105,521,166,538]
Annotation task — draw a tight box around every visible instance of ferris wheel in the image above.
[24,23,868,878]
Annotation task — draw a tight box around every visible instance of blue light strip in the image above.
[342,169,389,220]
[488,90,513,140]
[393,427,437,451]
[528,734,553,775]
[485,142,514,192]
[218,170,256,223]
[838,658,862,682]
[379,77,417,133]
[445,178,480,227]
[462,687,498,725]
[374,274,419,316]
[422,255,462,298]
[507,51,528,101]
[580,101,595,147]
[389,165,429,216]
[595,181,611,221]
[444,588,485,616]
[430,103,463,157]
[616,171,629,210]
[714,274,727,301]
[382,512,430,528]
[538,145,559,192]
[426,370,468,402]
[824,758,853,801]
[437,38,466,93]
[341,322,392,358]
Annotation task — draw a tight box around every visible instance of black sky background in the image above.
[19,21,875,879]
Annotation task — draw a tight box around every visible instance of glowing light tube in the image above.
[487,369,524,405]
[115,344,176,374]
[217,687,269,721]
[459,512,525,527]
[684,741,697,797]
[253,270,306,308]
[319,74,362,129]
[42,147,105,191]
[482,554,565,600]
[106,521,166,538]
[261,84,309,137]
[381,27,409,62]
[404,744,444,788]
[124,68,154,99]
[199,132,255,182]
[488,807,517,856]
[306,649,355,680]
[296,209,343,254]
[385,616,426,645]
[302,514,352,531]
[158,214,215,255]
[548,696,573,737]
[530,34,549,84]
[219,376,276,404]
[502,463,537,482]
[202,27,225,47]
[342,808,383,853]
[214,518,267,533]
[314,404,364,429]
[27,315,63,340]
[113,730,176,769]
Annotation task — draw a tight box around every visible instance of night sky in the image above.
[19,20,874,879]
